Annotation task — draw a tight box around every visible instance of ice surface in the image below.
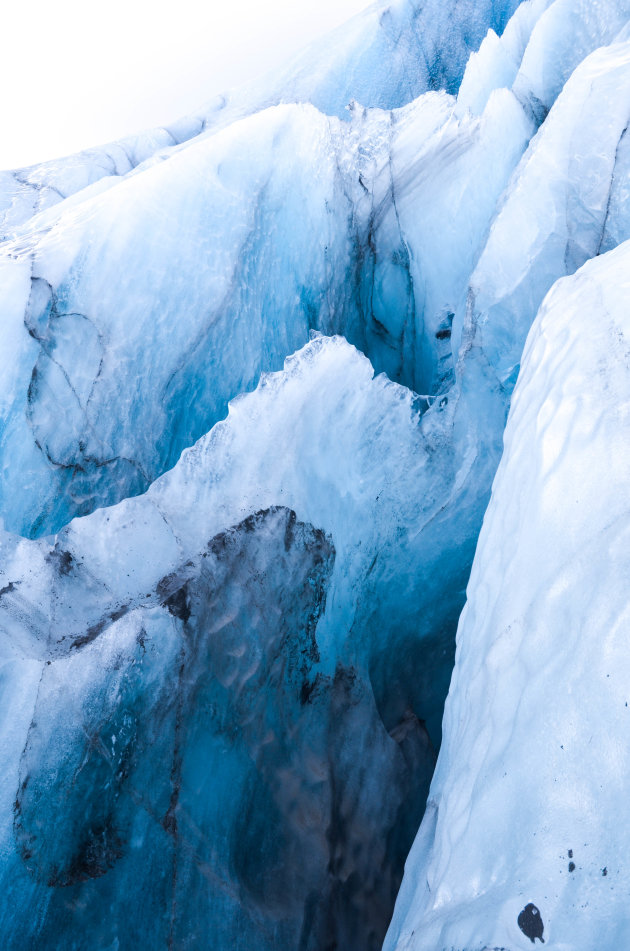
[512,0,630,117]
[0,88,532,538]
[0,337,451,949]
[384,238,630,951]
[0,104,366,535]
[457,0,555,117]
[1,0,630,947]
[463,39,630,382]
[457,0,630,121]
[4,1,629,540]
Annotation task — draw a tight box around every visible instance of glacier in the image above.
[384,230,630,951]
[1,0,630,948]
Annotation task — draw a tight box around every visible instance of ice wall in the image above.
[0,90,527,537]
[385,238,630,951]
[3,0,628,542]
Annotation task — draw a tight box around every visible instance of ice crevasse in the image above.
[1,0,630,948]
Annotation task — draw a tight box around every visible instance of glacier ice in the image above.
[3,0,629,540]
[456,0,630,119]
[467,38,630,370]
[384,238,630,951]
[0,336,450,949]
[0,88,531,537]
[1,0,630,947]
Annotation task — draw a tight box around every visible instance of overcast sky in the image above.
[1,0,372,170]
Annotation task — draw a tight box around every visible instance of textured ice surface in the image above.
[0,337,451,949]
[456,0,630,118]
[469,38,630,362]
[384,238,630,951]
[0,87,533,537]
[4,0,629,540]
[2,0,630,947]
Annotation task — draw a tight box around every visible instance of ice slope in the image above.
[463,40,630,379]
[0,0,523,235]
[384,238,630,951]
[3,0,625,240]
[458,0,630,119]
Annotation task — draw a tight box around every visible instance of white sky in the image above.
[0,0,372,170]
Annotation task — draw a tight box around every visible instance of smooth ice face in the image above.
[455,0,630,119]
[511,0,630,117]
[456,0,555,117]
[384,239,630,951]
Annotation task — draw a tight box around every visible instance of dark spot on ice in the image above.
[602,867,608,876]
[0,580,18,597]
[283,507,297,551]
[164,585,191,623]
[568,849,573,858]
[568,861,575,873]
[161,807,178,837]
[371,314,392,341]
[300,673,325,706]
[436,311,454,341]
[300,679,316,705]
[47,821,124,887]
[46,548,75,576]
[518,903,545,943]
